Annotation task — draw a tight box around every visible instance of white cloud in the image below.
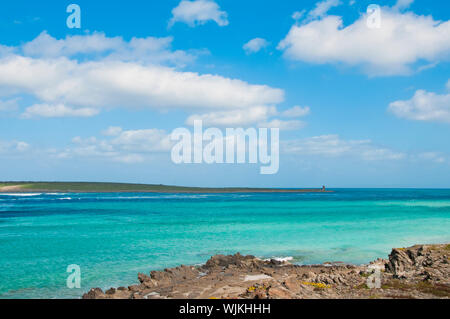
[393,0,414,11]
[0,98,19,112]
[102,126,123,136]
[0,140,30,154]
[21,31,198,67]
[0,44,14,57]
[308,0,341,19]
[388,88,450,123]
[169,0,228,27]
[282,135,405,160]
[115,154,145,164]
[259,119,305,131]
[0,55,284,113]
[243,38,270,54]
[415,152,446,164]
[278,6,450,76]
[0,33,285,124]
[111,129,173,153]
[15,141,30,152]
[58,128,172,163]
[22,31,122,58]
[447,79,450,91]
[292,10,306,21]
[186,106,277,126]
[281,106,310,118]
[21,103,100,119]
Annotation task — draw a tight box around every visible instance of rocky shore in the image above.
[83,244,450,299]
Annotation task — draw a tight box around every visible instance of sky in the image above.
[0,0,449,188]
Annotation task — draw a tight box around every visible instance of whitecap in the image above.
[263,256,294,262]
[0,193,42,197]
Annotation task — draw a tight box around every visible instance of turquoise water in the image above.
[0,189,449,299]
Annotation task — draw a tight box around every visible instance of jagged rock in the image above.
[138,273,151,283]
[83,288,105,299]
[105,288,116,295]
[204,253,256,269]
[82,243,450,300]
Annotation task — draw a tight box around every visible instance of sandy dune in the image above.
[0,185,24,192]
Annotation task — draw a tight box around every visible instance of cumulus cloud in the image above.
[21,103,100,119]
[0,44,14,57]
[169,0,228,27]
[0,55,283,114]
[186,104,312,127]
[308,0,341,19]
[292,10,306,21]
[282,135,405,160]
[0,139,30,154]
[22,31,122,58]
[186,106,277,126]
[58,128,173,163]
[111,129,173,153]
[21,31,198,67]
[388,86,450,123]
[243,38,270,54]
[0,98,19,112]
[281,106,310,118]
[393,0,414,11]
[259,119,305,131]
[102,126,123,136]
[0,32,286,123]
[414,152,446,164]
[278,5,450,76]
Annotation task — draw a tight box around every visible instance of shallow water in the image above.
[0,189,449,298]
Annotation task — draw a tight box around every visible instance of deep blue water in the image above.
[0,189,449,298]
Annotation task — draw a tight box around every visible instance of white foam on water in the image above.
[0,193,42,197]
[263,256,294,262]
[92,194,214,200]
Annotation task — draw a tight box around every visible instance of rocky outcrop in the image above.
[83,244,450,299]
[386,244,450,282]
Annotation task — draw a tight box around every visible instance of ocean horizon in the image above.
[1,188,449,299]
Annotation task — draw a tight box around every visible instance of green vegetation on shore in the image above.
[0,182,330,193]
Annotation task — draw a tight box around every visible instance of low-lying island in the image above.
[0,182,332,193]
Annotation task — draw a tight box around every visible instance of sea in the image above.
[0,189,449,298]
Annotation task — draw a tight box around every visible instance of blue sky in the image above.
[0,0,449,188]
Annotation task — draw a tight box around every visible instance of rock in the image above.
[204,253,256,269]
[386,247,416,278]
[138,272,151,283]
[105,288,116,295]
[83,288,105,299]
[268,286,294,299]
[83,243,450,300]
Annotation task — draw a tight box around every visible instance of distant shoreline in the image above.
[0,182,333,194]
